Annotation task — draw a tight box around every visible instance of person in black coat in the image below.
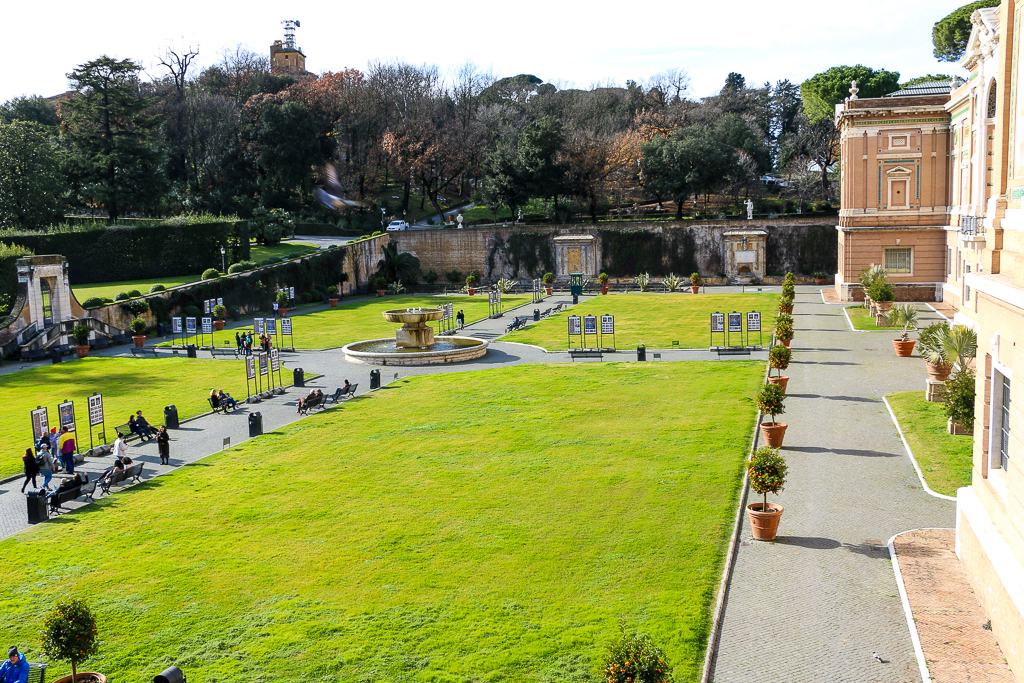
[20,448,39,493]
[156,426,170,465]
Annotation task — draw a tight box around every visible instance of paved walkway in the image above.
[709,289,956,682]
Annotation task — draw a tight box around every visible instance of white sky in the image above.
[4,0,973,103]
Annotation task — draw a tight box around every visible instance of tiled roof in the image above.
[882,80,953,98]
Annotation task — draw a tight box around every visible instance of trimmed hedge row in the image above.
[4,221,250,284]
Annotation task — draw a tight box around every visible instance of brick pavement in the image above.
[893,529,1016,683]
[709,288,956,683]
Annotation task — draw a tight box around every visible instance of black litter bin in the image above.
[27,490,48,523]
[51,348,62,364]
[186,344,197,358]
[534,309,540,321]
[293,367,304,387]
[248,412,263,437]
[637,344,646,362]
[157,323,166,337]
[154,665,185,683]
[164,404,179,429]
[572,294,579,305]
[370,368,381,390]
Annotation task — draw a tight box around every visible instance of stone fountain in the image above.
[342,307,488,365]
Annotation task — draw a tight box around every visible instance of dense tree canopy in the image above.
[800,65,901,123]
[933,0,1000,63]
[0,121,65,229]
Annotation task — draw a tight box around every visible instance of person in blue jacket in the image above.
[0,646,29,683]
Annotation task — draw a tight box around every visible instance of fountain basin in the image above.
[342,336,488,365]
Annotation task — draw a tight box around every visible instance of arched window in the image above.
[40,280,52,326]
[987,79,998,119]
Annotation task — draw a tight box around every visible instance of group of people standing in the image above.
[235,330,274,356]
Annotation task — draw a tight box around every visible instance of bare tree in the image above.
[158,45,200,97]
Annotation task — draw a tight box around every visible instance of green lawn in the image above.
[73,275,199,302]
[158,294,534,350]
[1,357,262,479]
[0,361,762,683]
[887,391,973,496]
[504,293,779,349]
[250,241,318,262]
[846,305,900,331]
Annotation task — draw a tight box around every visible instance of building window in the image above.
[964,263,971,301]
[884,247,912,274]
[987,80,998,119]
[947,247,952,276]
[995,372,1011,472]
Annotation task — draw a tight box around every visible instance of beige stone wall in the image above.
[836,227,946,284]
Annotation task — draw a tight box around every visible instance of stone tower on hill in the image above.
[270,19,306,75]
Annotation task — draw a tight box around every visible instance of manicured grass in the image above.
[73,275,198,303]
[887,391,973,496]
[0,361,763,682]
[1,357,260,479]
[846,305,900,331]
[157,294,534,350]
[250,241,318,262]
[504,293,779,349]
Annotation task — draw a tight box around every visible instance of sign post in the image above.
[87,393,104,450]
[270,347,282,390]
[30,406,49,445]
[185,317,197,346]
[245,356,256,399]
[258,352,269,394]
[583,314,598,348]
[201,317,213,348]
[281,317,293,351]
[746,311,762,348]
[710,312,725,348]
[266,317,278,350]
[567,315,582,349]
[172,317,182,347]
[728,311,743,348]
[600,314,616,350]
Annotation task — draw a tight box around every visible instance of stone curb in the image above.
[700,362,770,683]
[881,396,957,502]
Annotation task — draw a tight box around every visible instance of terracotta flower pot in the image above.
[926,361,952,381]
[760,421,787,447]
[747,502,784,541]
[279,307,288,316]
[468,288,476,295]
[766,375,789,393]
[329,298,338,307]
[376,290,385,297]
[893,339,916,357]
[545,287,553,295]
[51,673,107,683]
[779,338,792,348]
[814,278,824,285]
[690,285,700,294]
[75,345,89,358]
[132,335,145,348]
[600,286,608,295]
[875,300,893,315]
[214,320,225,331]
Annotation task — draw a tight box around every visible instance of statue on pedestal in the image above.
[745,199,754,220]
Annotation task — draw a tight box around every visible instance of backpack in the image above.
[36,453,46,467]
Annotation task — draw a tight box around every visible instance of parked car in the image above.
[386,220,409,231]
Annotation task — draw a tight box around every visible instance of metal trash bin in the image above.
[154,666,185,683]
[186,344,197,358]
[248,412,263,437]
[51,348,62,364]
[157,323,166,337]
[293,368,304,387]
[534,309,540,321]
[572,294,579,305]
[27,490,48,523]
[637,344,646,362]
[370,368,381,390]
[164,404,179,429]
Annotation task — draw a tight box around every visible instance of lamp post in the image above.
[381,207,387,228]
[220,246,226,272]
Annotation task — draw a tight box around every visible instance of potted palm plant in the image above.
[129,317,147,348]
[758,381,787,447]
[72,324,90,357]
[859,264,887,311]
[945,367,976,435]
[466,272,479,295]
[774,313,794,348]
[41,598,105,683]
[689,272,703,294]
[920,323,976,381]
[276,290,290,315]
[767,344,792,393]
[598,272,610,295]
[886,304,918,357]
[542,272,555,295]
[746,445,787,541]
[213,304,228,330]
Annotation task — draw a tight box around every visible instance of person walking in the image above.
[48,427,59,467]
[112,432,129,463]
[36,443,54,490]
[156,426,170,465]
[20,448,39,493]
[457,309,465,330]
[58,427,76,475]
[235,331,242,354]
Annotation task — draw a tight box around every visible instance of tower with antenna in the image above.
[270,19,306,75]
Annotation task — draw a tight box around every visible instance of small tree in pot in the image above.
[542,272,555,294]
[72,324,90,357]
[774,313,794,348]
[689,271,703,294]
[213,304,228,330]
[276,290,290,313]
[859,264,887,310]
[767,344,792,393]
[757,381,787,447]
[598,272,610,295]
[945,367,976,435]
[746,445,788,541]
[129,317,147,348]
[920,323,976,381]
[886,304,918,356]
[41,598,101,683]
[866,278,895,318]
[778,294,794,315]
[465,272,479,295]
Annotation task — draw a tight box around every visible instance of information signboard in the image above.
[258,353,269,376]
[583,315,597,335]
[246,356,256,381]
[204,299,211,314]
[289,287,295,300]
[254,318,264,336]
[172,317,182,334]
[728,312,742,333]
[88,394,104,426]
[58,401,76,432]
[747,312,761,332]
[568,316,582,336]
[270,347,280,372]
[266,318,277,336]
[31,407,49,442]
[281,318,292,335]
[217,297,223,307]
[711,313,725,333]
[186,317,197,335]
[488,291,496,306]
[201,317,213,335]
[601,315,615,334]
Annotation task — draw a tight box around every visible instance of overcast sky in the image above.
[4,0,973,103]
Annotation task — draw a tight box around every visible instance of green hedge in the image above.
[4,221,250,284]
[0,242,33,317]
[293,221,367,237]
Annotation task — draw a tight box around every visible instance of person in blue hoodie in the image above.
[0,646,29,683]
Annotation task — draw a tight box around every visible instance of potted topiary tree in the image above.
[767,344,792,393]
[72,324,90,357]
[757,381,787,447]
[466,272,479,295]
[328,285,340,307]
[866,278,895,318]
[746,445,787,541]
[813,271,827,285]
[778,294,794,315]
[690,271,703,294]
[945,367,976,435]
[371,276,387,297]
[276,290,290,315]
[129,317,147,348]
[542,272,555,295]
[774,313,794,348]
[887,304,918,357]
[41,598,104,683]
[598,272,610,295]
[859,264,887,311]
[213,304,228,331]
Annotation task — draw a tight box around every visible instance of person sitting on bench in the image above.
[48,473,84,508]
[134,410,157,440]
[99,455,132,482]
[217,390,237,410]
[209,389,220,409]
[128,414,154,442]
[297,388,317,413]
[0,646,29,683]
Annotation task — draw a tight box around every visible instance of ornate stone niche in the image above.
[722,229,767,282]
[553,235,598,277]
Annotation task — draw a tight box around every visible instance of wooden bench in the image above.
[49,477,98,514]
[329,384,358,403]
[112,333,133,344]
[113,423,154,443]
[89,338,113,349]
[27,662,48,683]
[130,346,160,358]
[569,348,603,362]
[552,303,564,313]
[209,347,240,359]
[99,462,144,496]
[208,396,237,413]
[21,348,48,361]
[299,394,325,414]
[505,317,526,333]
